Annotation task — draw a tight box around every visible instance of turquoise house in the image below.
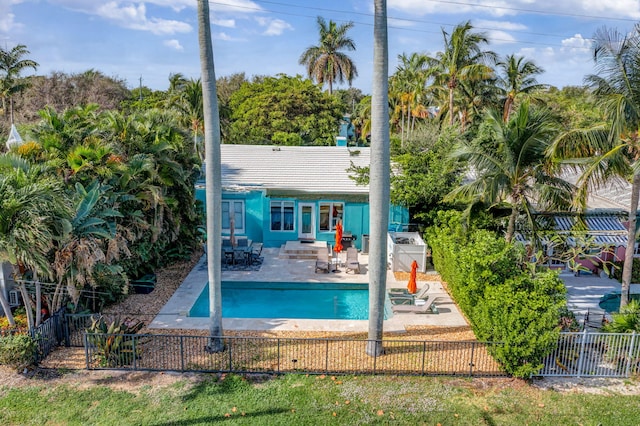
[196,145,408,250]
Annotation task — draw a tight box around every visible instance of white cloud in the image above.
[213,18,235,28]
[215,32,233,41]
[388,0,640,19]
[95,2,192,35]
[209,0,263,13]
[561,34,592,52]
[255,17,293,36]
[0,0,25,34]
[163,39,183,51]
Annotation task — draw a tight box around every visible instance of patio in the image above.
[150,244,468,333]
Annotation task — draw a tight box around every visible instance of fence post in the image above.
[227,337,233,372]
[132,334,137,371]
[421,341,426,376]
[469,342,476,377]
[625,331,637,378]
[277,338,281,374]
[63,310,71,347]
[180,336,185,372]
[325,340,330,373]
[84,333,90,369]
[576,329,588,378]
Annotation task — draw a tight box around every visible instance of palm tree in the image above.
[0,44,38,124]
[430,21,495,126]
[0,155,65,326]
[171,79,204,160]
[198,0,224,353]
[550,25,640,307]
[367,0,390,357]
[448,101,573,243]
[390,52,430,144]
[299,16,358,95]
[496,54,546,122]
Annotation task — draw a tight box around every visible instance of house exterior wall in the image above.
[197,187,408,250]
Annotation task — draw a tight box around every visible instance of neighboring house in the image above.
[0,262,18,316]
[196,145,408,250]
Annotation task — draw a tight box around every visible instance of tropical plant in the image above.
[198,0,224,353]
[367,0,390,357]
[0,44,38,124]
[603,300,640,332]
[0,155,66,327]
[448,101,573,243]
[85,315,144,367]
[495,54,547,122]
[299,16,358,95]
[51,182,127,312]
[429,21,495,126]
[550,25,640,307]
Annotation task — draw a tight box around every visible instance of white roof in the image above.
[220,145,370,195]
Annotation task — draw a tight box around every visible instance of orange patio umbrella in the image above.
[407,260,418,294]
[334,221,343,254]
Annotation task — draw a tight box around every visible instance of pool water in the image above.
[599,292,640,313]
[190,281,372,320]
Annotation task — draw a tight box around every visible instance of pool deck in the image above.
[150,246,468,333]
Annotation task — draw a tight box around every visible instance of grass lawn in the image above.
[1,372,639,425]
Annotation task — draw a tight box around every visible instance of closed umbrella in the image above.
[407,260,418,294]
[334,221,343,254]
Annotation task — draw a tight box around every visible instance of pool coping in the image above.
[150,250,468,332]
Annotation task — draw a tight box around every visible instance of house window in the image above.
[319,202,344,231]
[270,201,294,231]
[222,200,244,232]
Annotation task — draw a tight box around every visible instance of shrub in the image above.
[0,333,36,371]
[428,210,565,378]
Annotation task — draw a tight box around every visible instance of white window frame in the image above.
[222,200,245,233]
[270,200,295,231]
[319,202,344,232]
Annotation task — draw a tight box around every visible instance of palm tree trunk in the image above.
[18,281,34,329]
[449,86,455,126]
[0,286,15,327]
[198,0,224,352]
[367,0,389,357]
[621,174,640,307]
[506,206,518,243]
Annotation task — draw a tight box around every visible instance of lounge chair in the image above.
[315,248,330,273]
[388,284,430,303]
[345,247,360,274]
[392,300,439,314]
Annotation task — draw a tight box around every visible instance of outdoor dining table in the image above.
[233,243,253,266]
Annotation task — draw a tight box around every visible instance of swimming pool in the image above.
[189,281,372,320]
[599,291,640,313]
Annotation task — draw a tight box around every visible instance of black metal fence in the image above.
[82,333,507,377]
[28,308,66,362]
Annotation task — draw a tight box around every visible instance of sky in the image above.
[2,0,640,93]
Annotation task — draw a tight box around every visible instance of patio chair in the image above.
[315,247,330,273]
[345,247,360,274]
[237,238,249,247]
[392,300,439,314]
[222,238,233,249]
[251,243,263,264]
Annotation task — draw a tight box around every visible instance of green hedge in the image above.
[427,211,565,378]
[0,333,36,371]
